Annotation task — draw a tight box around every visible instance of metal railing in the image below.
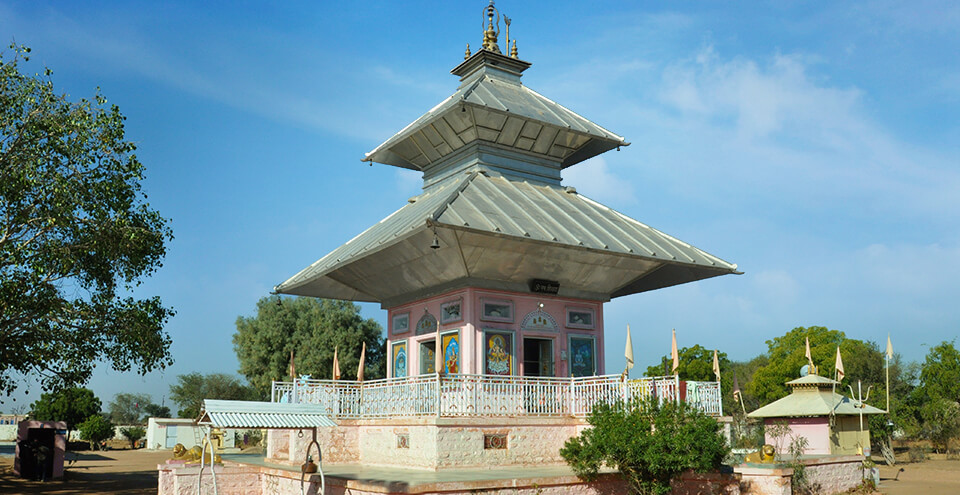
[271,374,722,419]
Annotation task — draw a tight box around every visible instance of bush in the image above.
[78,415,115,450]
[120,426,146,449]
[561,398,729,495]
[920,398,960,453]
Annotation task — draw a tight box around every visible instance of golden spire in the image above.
[510,40,518,58]
[465,43,471,60]
[481,1,501,53]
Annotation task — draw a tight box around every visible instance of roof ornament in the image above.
[481,1,502,54]
[464,43,471,60]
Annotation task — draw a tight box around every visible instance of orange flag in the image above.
[357,342,367,382]
[671,329,679,375]
[835,346,845,381]
[332,346,341,380]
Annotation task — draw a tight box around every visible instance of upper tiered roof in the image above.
[276,3,740,307]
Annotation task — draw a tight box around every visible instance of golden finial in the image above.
[465,43,471,60]
[481,1,501,53]
[510,40,518,58]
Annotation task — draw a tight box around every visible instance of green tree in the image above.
[120,426,146,449]
[748,326,886,407]
[107,393,152,424]
[0,44,174,396]
[169,372,256,419]
[233,297,385,395]
[143,403,172,418]
[30,387,101,438]
[561,398,729,495]
[644,345,731,381]
[78,414,115,450]
[915,341,960,404]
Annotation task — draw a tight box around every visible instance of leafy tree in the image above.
[120,426,146,449]
[143,403,172,418]
[748,326,886,407]
[920,398,960,453]
[0,44,174,396]
[30,387,101,438]
[561,398,729,495]
[644,345,731,381]
[169,372,257,419]
[915,341,960,404]
[234,297,385,395]
[108,393,152,424]
[78,414,115,450]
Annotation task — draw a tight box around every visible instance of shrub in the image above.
[120,426,146,449]
[78,415,115,450]
[560,398,729,495]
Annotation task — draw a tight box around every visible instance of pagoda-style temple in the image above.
[258,4,739,476]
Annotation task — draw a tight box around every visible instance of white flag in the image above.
[886,335,894,360]
[835,346,845,381]
[625,325,634,371]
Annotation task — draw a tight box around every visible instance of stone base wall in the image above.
[735,455,865,495]
[158,460,628,495]
[672,470,741,495]
[268,416,585,470]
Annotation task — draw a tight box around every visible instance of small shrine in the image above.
[748,374,885,456]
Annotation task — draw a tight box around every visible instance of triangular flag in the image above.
[357,342,367,382]
[713,349,721,383]
[886,335,894,360]
[436,321,443,375]
[835,346,845,381]
[671,329,680,375]
[732,373,741,401]
[332,346,341,381]
[805,336,814,369]
[625,325,635,372]
[289,349,296,380]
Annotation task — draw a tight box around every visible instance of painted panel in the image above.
[484,332,513,375]
[392,312,410,335]
[416,312,438,335]
[392,341,408,378]
[442,331,460,374]
[440,299,462,324]
[521,309,558,332]
[569,337,595,377]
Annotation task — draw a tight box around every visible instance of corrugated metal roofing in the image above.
[198,400,336,429]
[363,70,628,170]
[748,388,886,418]
[276,171,739,303]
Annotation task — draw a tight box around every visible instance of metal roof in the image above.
[363,50,628,171]
[197,400,337,429]
[748,388,886,418]
[276,170,739,305]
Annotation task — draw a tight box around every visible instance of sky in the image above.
[2,1,958,412]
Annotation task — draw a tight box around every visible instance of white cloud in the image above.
[562,156,636,206]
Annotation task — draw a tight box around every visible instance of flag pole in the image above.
[886,334,892,413]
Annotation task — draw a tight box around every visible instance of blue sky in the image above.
[2,1,958,411]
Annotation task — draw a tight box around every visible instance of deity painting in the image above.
[393,342,407,378]
[485,333,512,375]
[569,337,595,377]
[442,333,460,374]
[441,299,462,324]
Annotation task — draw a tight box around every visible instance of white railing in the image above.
[271,374,722,419]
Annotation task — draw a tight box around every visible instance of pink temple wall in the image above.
[386,288,604,378]
[764,417,831,455]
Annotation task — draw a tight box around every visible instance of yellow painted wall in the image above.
[831,416,869,455]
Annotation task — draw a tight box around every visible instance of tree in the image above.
[644,345,731,381]
[561,398,729,495]
[143,403,172,418]
[120,426,145,449]
[234,297,385,396]
[915,341,960,404]
[78,414,115,450]
[747,326,886,407]
[30,387,101,438]
[0,44,174,396]
[169,372,257,419]
[107,393,152,424]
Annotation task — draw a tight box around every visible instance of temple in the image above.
[162,4,743,494]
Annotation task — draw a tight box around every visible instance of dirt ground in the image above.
[878,459,960,495]
[0,448,171,495]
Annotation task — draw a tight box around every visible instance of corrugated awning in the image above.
[197,400,337,429]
